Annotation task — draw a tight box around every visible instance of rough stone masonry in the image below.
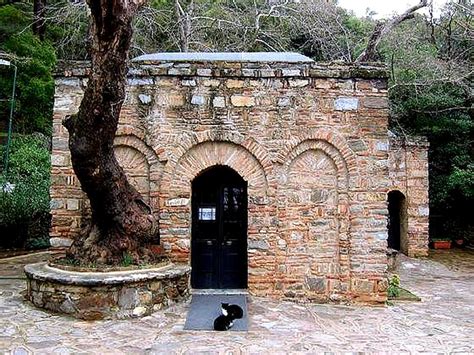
[49,53,429,304]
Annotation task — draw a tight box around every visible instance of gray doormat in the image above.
[184,294,248,331]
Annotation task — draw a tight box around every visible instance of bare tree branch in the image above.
[412,106,472,114]
[356,0,429,62]
[174,0,192,51]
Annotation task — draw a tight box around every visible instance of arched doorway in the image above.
[191,166,248,289]
[387,190,408,253]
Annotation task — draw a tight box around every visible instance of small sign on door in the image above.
[198,207,216,221]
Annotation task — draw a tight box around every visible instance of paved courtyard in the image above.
[0,249,473,353]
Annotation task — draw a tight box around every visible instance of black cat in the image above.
[221,302,244,319]
[213,302,244,331]
[213,314,234,331]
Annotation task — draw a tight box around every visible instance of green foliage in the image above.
[0,5,56,136]
[387,274,401,298]
[340,14,373,60]
[121,252,134,267]
[446,164,474,200]
[61,256,81,266]
[0,4,30,42]
[0,134,51,249]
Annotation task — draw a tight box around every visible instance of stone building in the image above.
[387,134,429,257]
[49,52,429,303]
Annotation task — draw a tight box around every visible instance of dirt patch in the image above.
[427,249,474,273]
[49,256,170,272]
[0,249,48,259]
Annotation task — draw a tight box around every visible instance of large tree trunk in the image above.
[63,0,158,265]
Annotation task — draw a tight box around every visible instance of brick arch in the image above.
[114,134,164,210]
[114,145,150,203]
[282,140,349,190]
[114,135,160,167]
[279,139,352,290]
[167,130,273,179]
[116,125,145,141]
[163,141,269,198]
[277,128,357,175]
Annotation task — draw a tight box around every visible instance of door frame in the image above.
[387,190,408,254]
[190,165,248,289]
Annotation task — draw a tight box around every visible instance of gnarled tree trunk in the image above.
[63,0,158,265]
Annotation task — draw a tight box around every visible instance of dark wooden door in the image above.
[191,166,248,289]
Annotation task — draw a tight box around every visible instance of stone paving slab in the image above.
[0,250,473,353]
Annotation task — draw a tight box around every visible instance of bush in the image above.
[0,134,51,249]
[387,274,401,298]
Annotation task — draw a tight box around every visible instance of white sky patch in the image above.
[337,0,448,19]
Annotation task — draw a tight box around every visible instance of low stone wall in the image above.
[24,262,191,320]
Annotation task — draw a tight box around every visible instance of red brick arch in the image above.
[162,140,269,199]
[277,128,357,174]
[114,134,164,209]
[282,139,350,191]
[279,136,353,288]
[166,130,273,175]
[114,135,161,167]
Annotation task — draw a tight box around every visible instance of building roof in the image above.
[132,52,314,63]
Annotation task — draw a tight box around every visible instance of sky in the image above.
[337,0,449,19]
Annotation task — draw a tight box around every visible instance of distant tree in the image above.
[0,5,56,135]
[43,0,89,59]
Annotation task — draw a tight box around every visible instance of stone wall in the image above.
[388,135,430,257]
[50,59,415,303]
[25,262,190,320]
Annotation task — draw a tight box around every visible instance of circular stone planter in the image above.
[24,262,191,320]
